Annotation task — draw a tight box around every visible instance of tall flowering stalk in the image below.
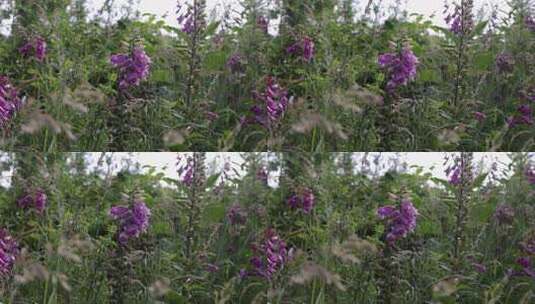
[250,76,290,130]
[110,46,151,91]
[176,0,207,109]
[0,76,22,128]
[448,152,474,269]
[444,0,474,107]
[286,36,315,63]
[177,153,206,259]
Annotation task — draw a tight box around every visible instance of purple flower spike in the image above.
[0,228,19,277]
[0,76,22,127]
[377,198,418,245]
[378,45,419,92]
[19,36,47,61]
[109,199,151,245]
[249,229,290,280]
[287,36,315,63]
[287,188,315,213]
[110,46,151,90]
[17,189,47,214]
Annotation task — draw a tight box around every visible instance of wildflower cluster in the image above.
[176,0,207,35]
[19,36,47,62]
[0,76,22,127]
[110,46,151,90]
[226,53,243,73]
[378,45,419,92]
[377,198,419,245]
[0,228,19,277]
[249,229,291,279]
[109,199,151,245]
[17,189,47,214]
[286,36,315,62]
[510,233,535,279]
[287,188,315,213]
[444,0,474,36]
[251,77,289,126]
[177,154,195,187]
[507,104,533,128]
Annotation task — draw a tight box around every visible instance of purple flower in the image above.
[256,16,269,33]
[507,104,533,128]
[109,199,151,245]
[378,45,419,92]
[472,262,487,273]
[19,36,47,61]
[522,233,535,255]
[474,111,487,122]
[444,1,474,36]
[110,46,151,90]
[249,229,290,279]
[256,166,268,184]
[206,263,219,273]
[494,204,515,225]
[496,53,514,73]
[250,77,289,127]
[177,155,195,187]
[0,76,22,127]
[515,257,535,279]
[17,189,47,214]
[286,36,315,63]
[525,16,535,32]
[448,166,461,185]
[226,53,242,73]
[0,228,19,277]
[287,188,315,214]
[177,0,206,35]
[376,198,419,245]
[226,204,247,226]
[525,165,535,185]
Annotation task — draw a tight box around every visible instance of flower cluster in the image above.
[448,165,461,185]
[110,46,151,90]
[176,154,195,187]
[495,53,514,74]
[17,189,47,214]
[109,199,151,245]
[377,198,419,245]
[473,111,486,122]
[493,204,515,225]
[509,233,535,279]
[286,36,315,62]
[256,16,269,33]
[250,77,289,126]
[0,228,19,277]
[256,166,268,184]
[444,0,474,36]
[249,229,290,279]
[176,0,207,35]
[226,204,247,225]
[378,45,419,92]
[507,104,533,128]
[287,188,315,213]
[0,76,22,127]
[226,53,242,73]
[19,36,47,61]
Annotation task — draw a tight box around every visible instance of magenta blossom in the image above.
[249,229,291,280]
[377,198,419,245]
[444,1,474,36]
[0,228,19,277]
[17,189,47,214]
[109,199,151,245]
[507,104,533,128]
[250,77,289,127]
[287,188,315,213]
[176,154,195,187]
[448,166,461,185]
[19,36,47,61]
[0,76,22,127]
[110,46,151,90]
[176,0,206,35]
[287,36,315,63]
[227,53,242,73]
[378,45,419,92]
[474,111,486,122]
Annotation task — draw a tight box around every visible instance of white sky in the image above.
[89,0,506,28]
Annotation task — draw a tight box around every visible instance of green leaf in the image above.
[206,173,221,189]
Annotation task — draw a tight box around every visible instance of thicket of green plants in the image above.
[0,152,534,303]
[1,0,535,151]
